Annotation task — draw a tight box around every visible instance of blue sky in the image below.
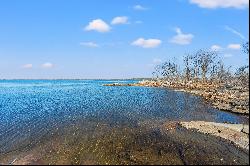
[0,0,249,79]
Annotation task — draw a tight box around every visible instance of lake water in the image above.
[0,80,249,164]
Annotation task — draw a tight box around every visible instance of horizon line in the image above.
[0,77,152,80]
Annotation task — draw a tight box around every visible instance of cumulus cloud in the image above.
[225,26,246,40]
[84,19,111,32]
[111,16,129,25]
[211,45,222,51]
[190,0,249,9]
[42,62,54,69]
[22,64,33,69]
[80,42,99,47]
[169,28,194,45]
[131,38,162,48]
[133,5,147,10]
[227,43,241,49]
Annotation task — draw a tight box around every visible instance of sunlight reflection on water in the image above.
[0,80,248,164]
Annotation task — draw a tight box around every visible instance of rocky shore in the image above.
[104,80,249,115]
[179,121,249,150]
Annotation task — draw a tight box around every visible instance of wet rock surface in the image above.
[179,121,249,150]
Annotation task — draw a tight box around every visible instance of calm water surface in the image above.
[0,80,249,165]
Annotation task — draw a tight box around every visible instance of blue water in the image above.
[0,80,248,164]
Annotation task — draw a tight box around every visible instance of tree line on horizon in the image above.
[152,41,249,87]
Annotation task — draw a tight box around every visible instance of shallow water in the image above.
[0,80,249,165]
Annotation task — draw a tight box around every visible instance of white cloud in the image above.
[42,62,54,69]
[80,42,99,47]
[227,43,241,49]
[131,38,162,48]
[169,27,194,45]
[224,53,233,58]
[133,5,147,10]
[190,0,249,9]
[211,45,222,51]
[225,26,246,39]
[111,16,129,25]
[22,64,33,69]
[84,19,111,33]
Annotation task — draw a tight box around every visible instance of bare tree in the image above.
[190,52,200,81]
[160,60,179,81]
[235,65,249,87]
[152,47,246,87]
[234,41,249,88]
[212,60,232,84]
[242,41,249,54]
[210,62,218,82]
[152,64,162,80]
[183,54,192,82]
[196,49,217,82]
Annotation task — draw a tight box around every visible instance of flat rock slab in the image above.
[180,121,249,150]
